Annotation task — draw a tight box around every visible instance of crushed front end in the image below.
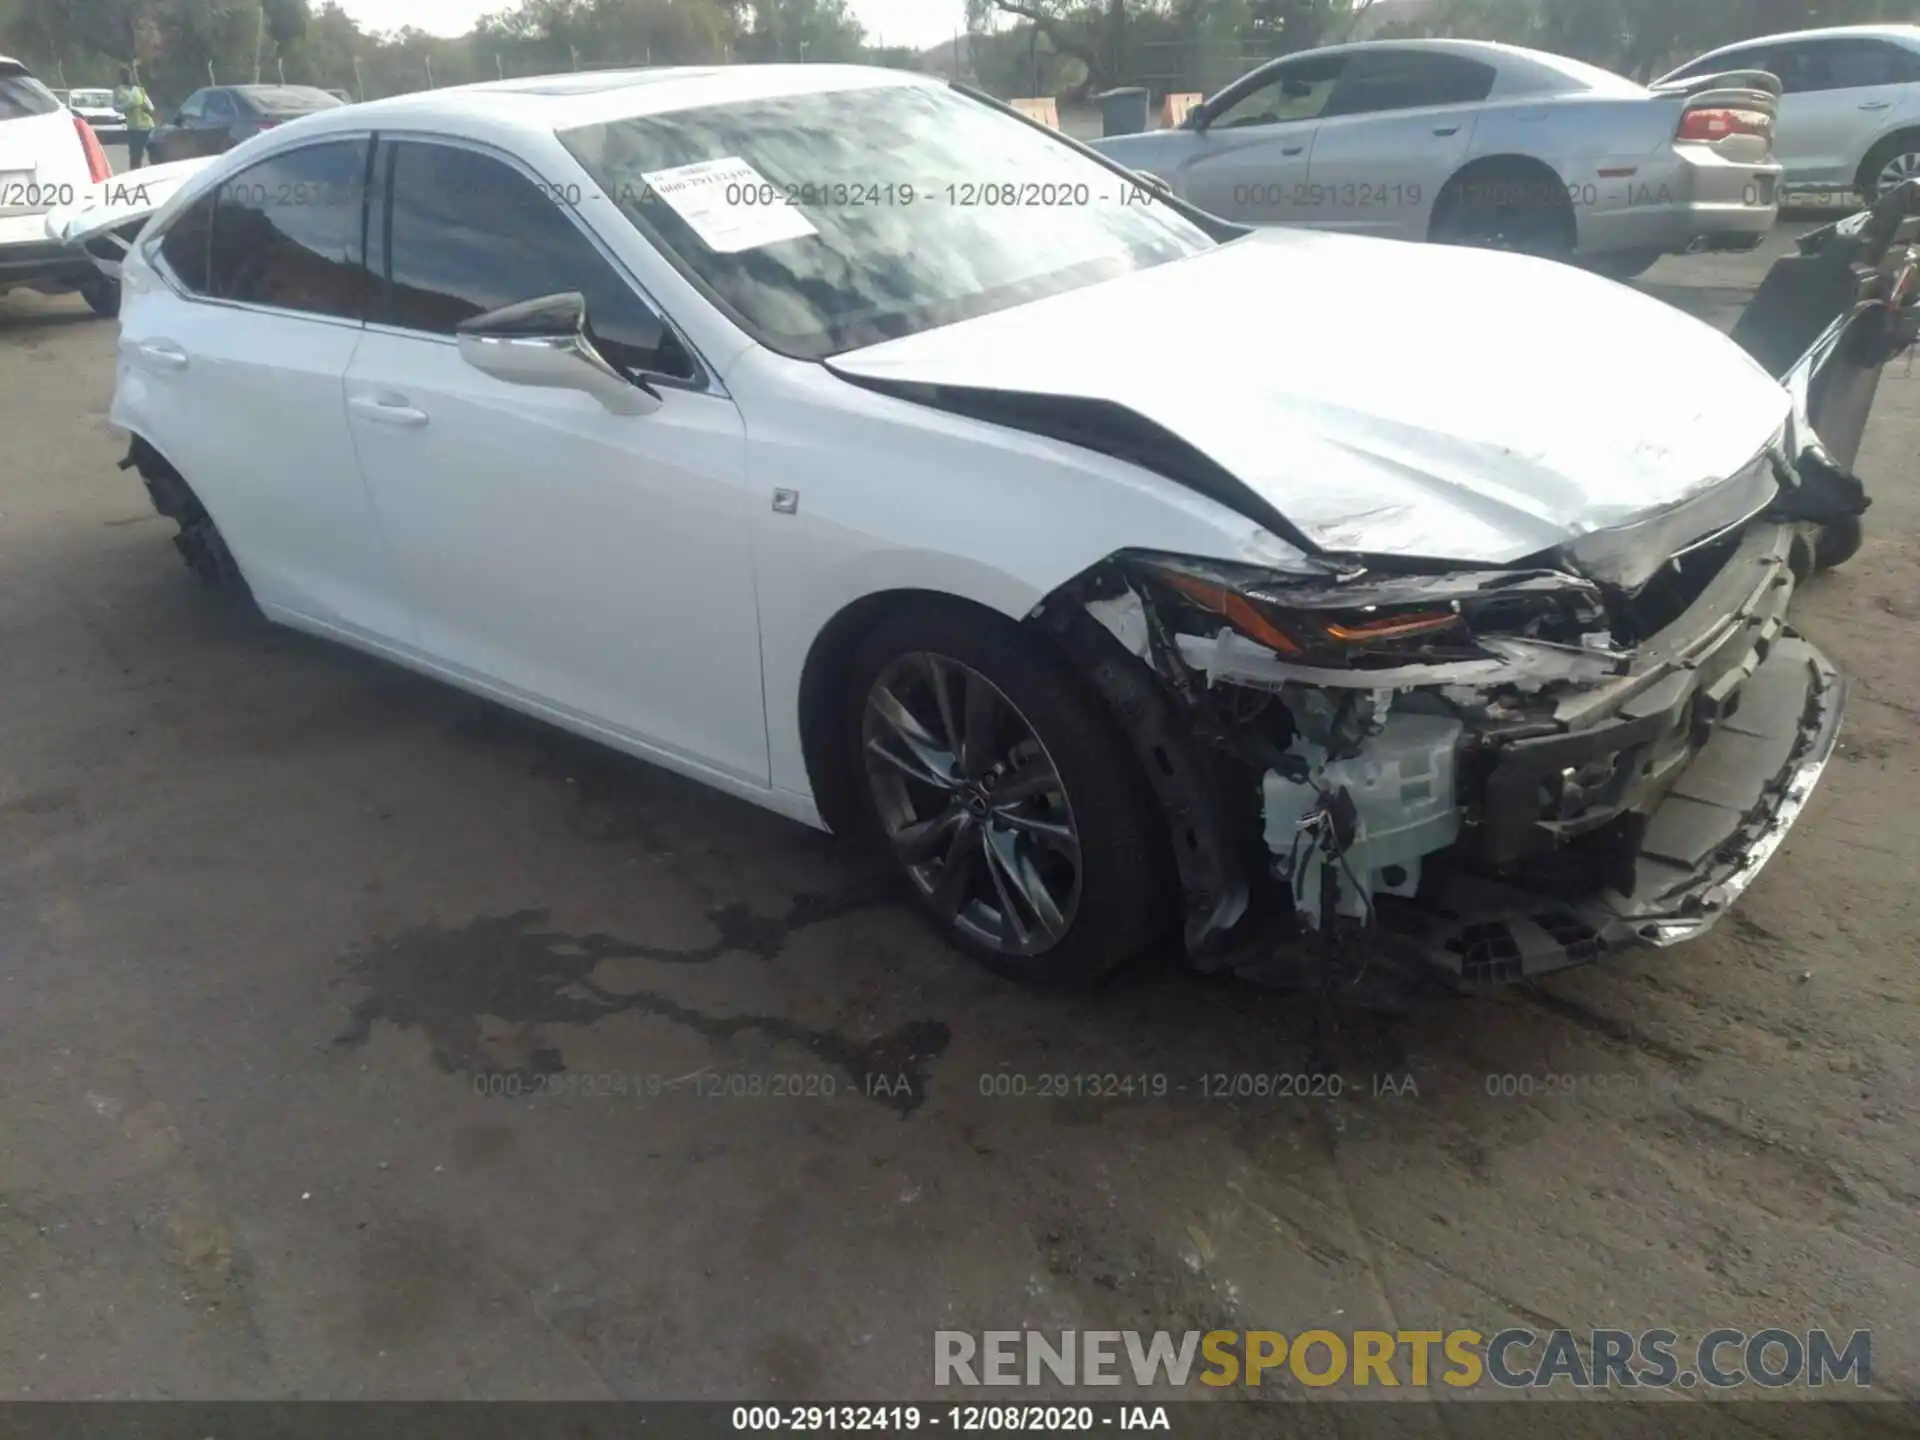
[1032,184,1920,997]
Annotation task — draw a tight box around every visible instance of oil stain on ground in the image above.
[333,902,950,1115]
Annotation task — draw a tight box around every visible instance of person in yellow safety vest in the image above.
[115,67,156,169]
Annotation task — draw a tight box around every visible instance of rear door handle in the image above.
[1860,100,1894,110]
[348,394,429,429]
[1281,145,1307,156]
[135,340,188,371]
[1432,125,1461,135]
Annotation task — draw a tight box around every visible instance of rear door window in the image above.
[206,140,370,319]
[156,139,370,319]
[1325,50,1498,117]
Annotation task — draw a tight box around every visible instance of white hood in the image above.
[827,228,1792,573]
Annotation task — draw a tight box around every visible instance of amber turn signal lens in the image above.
[1157,572,1304,654]
[1319,610,1460,643]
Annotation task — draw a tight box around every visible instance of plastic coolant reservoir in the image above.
[1262,711,1464,920]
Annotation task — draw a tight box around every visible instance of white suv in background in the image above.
[1660,25,1920,204]
[0,54,118,316]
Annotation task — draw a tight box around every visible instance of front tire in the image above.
[843,601,1169,987]
[1813,515,1864,571]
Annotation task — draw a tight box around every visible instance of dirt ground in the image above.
[1,219,1916,1422]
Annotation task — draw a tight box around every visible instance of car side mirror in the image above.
[455,292,662,416]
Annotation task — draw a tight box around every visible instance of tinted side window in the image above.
[207,140,369,319]
[177,92,208,121]
[1668,45,1774,82]
[0,64,61,120]
[1821,39,1920,88]
[1213,55,1349,129]
[379,140,694,380]
[206,91,237,120]
[159,193,215,292]
[1326,51,1497,116]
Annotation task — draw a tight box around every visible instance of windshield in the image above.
[559,81,1217,359]
[70,89,114,107]
[0,64,60,121]
[242,86,342,116]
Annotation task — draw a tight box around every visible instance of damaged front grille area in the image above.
[1032,511,1835,992]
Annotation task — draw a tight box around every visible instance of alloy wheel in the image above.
[1876,150,1920,200]
[860,653,1082,957]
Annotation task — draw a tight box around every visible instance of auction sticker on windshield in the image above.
[639,156,819,253]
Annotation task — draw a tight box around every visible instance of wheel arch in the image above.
[796,588,1055,838]
[1430,151,1576,244]
[1855,125,1920,197]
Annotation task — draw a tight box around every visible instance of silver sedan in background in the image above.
[1091,39,1784,280]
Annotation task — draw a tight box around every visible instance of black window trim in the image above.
[363,129,719,398]
[144,133,376,332]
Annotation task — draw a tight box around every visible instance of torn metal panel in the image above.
[1034,603,1252,955]
[1403,636,1843,987]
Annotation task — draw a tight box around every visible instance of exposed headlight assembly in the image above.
[1123,552,1612,670]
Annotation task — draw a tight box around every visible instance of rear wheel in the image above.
[80,276,120,318]
[1429,165,1575,260]
[844,602,1168,987]
[1586,248,1663,282]
[132,445,254,602]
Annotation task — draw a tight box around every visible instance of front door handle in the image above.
[348,394,430,428]
[1281,145,1306,156]
[1860,100,1894,110]
[135,339,188,371]
[1432,125,1461,135]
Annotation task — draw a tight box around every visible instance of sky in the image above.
[336,0,969,52]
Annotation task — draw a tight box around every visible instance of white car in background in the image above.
[1660,25,1920,204]
[50,66,1920,996]
[0,55,119,315]
[66,86,127,141]
[1090,39,1784,280]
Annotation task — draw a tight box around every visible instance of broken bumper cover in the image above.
[1410,633,1844,987]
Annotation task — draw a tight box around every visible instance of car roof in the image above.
[1248,37,1646,96]
[1694,24,1920,54]
[291,63,937,136]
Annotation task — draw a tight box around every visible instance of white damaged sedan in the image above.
[66,65,1920,994]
